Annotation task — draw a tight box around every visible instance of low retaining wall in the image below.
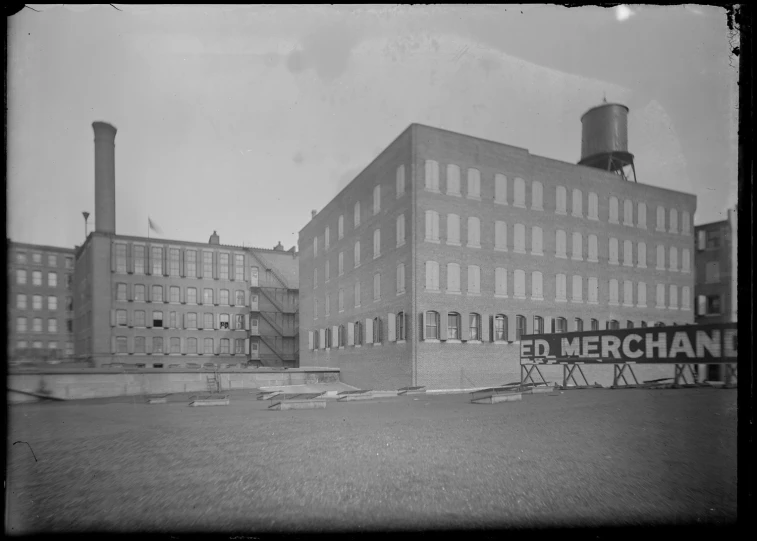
[8,367,340,402]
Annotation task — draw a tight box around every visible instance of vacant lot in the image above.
[7,388,737,533]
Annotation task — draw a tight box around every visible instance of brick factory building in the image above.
[298,103,697,390]
[694,207,737,382]
[73,122,299,368]
[7,240,76,362]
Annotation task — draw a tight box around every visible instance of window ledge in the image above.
[588,300,599,305]
[656,305,666,310]
[572,213,583,218]
[446,339,462,344]
[468,195,482,201]
[396,242,405,248]
[531,206,543,211]
[588,258,599,263]
[638,264,647,269]
[656,266,665,271]
[494,294,509,299]
[425,289,440,293]
[668,307,679,311]
[495,200,509,206]
[446,290,462,295]
[669,268,678,273]
[373,343,382,347]
[555,210,567,216]
[623,303,634,307]
[571,299,584,304]
[467,292,481,297]
[396,291,406,296]
[494,247,508,252]
[609,301,619,306]
[425,239,441,244]
[623,263,633,267]
[423,339,440,343]
[531,296,544,301]
[514,249,527,254]
[446,241,462,247]
[556,254,567,259]
[556,298,567,303]
[531,251,543,256]
[637,304,647,308]
[425,188,441,194]
[682,269,690,274]
[610,261,619,266]
[588,216,599,221]
[610,220,620,225]
[514,295,527,300]
[466,340,482,344]
[513,203,526,209]
[446,192,462,197]
[623,221,634,227]
[571,256,583,261]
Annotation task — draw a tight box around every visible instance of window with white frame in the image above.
[338,215,344,239]
[638,202,647,229]
[468,265,481,295]
[623,200,633,225]
[48,272,57,287]
[623,240,633,266]
[638,282,647,307]
[373,229,381,258]
[572,189,583,217]
[16,270,26,285]
[135,284,146,302]
[396,264,406,295]
[32,271,42,286]
[495,268,508,297]
[33,295,42,310]
[656,244,665,270]
[396,165,405,198]
[669,208,678,234]
[623,280,633,306]
[572,275,582,302]
[171,286,181,303]
[556,230,567,258]
[468,217,481,248]
[681,248,690,273]
[424,312,439,340]
[555,274,567,301]
[609,197,619,223]
[468,168,481,199]
[373,273,381,301]
[313,268,318,289]
[514,223,526,253]
[446,164,461,196]
[115,244,127,273]
[48,318,57,332]
[325,294,330,316]
[609,238,619,264]
[669,285,678,309]
[556,186,567,214]
[588,192,599,220]
[531,180,543,210]
[354,201,361,228]
[325,260,330,282]
[136,310,147,327]
[656,284,665,308]
[682,211,691,235]
[447,263,461,293]
[669,246,678,271]
[154,247,165,275]
[495,221,507,251]
[531,271,543,300]
[705,261,720,283]
[425,160,440,191]
[425,261,440,291]
[495,174,507,204]
[531,226,543,255]
[588,277,598,304]
[396,214,406,247]
[609,279,619,305]
[17,317,27,332]
[354,282,361,307]
[372,185,382,215]
[637,242,647,268]
[313,237,318,257]
[354,241,360,268]
[656,206,665,231]
[447,313,461,340]
[514,178,526,207]
[425,210,440,242]
[182,249,194,277]
[16,294,26,310]
[681,286,691,310]
[469,313,482,340]
[151,285,163,303]
[48,296,58,310]
[494,315,508,341]
[447,214,461,245]
[338,252,344,276]
[514,269,526,299]
[203,288,213,305]
[313,298,319,320]
[170,248,180,277]
[325,227,330,250]
[572,232,583,260]
[338,289,344,312]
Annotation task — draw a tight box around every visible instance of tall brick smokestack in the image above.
[93,121,117,234]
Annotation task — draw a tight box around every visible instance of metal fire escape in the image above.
[248,250,299,367]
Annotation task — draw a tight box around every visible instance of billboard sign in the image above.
[520,323,737,364]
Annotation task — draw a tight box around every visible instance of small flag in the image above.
[148,217,163,235]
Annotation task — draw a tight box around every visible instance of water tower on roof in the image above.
[578,97,637,182]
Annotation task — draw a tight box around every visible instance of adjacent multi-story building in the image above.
[72,121,299,368]
[299,104,697,390]
[694,207,737,381]
[7,240,76,361]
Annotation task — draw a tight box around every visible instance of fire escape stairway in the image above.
[249,250,290,290]
[258,336,286,366]
[258,287,291,313]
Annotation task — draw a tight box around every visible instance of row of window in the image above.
[115,284,249,305]
[15,294,73,312]
[15,252,74,268]
[15,341,74,354]
[113,336,247,355]
[309,312,682,350]
[313,266,407,318]
[15,270,71,287]
[697,229,724,251]
[15,317,72,333]
[424,160,692,234]
[113,244,246,280]
[111,310,251,330]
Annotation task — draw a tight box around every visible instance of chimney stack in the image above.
[93,122,117,234]
[311,209,317,219]
[209,231,220,245]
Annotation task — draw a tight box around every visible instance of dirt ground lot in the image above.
[7,388,737,533]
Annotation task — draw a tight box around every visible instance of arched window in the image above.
[572,232,583,260]
[623,280,633,306]
[531,226,543,255]
[396,312,406,341]
[514,223,526,253]
[533,316,544,334]
[325,227,330,250]
[681,286,691,311]
[467,265,481,294]
[373,185,381,215]
[353,282,360,308]
[555,274,567,301]
[556,230,567,258]
[424,311,439,340]
[354,241,361,267]
[425,160,440,191]
[396,214,406,247]
[623,200,633,225]
[638,282,647,307]
[446,263,461,293]
[623,240,633,266]
[553,317,567,333]
[669,208,678,233]
[495,221,508,250]
[588,277,599,303]
[446,164,461,195]
[556,186,567,214]
[656,284,666,308]
[588,234,598,261]
[514,178,526,207]
[396,264,406,295]
[607,320,620,330]
[469,313,481,341]
[637,242,647,268]
[669,246,678,271]
[590,319,599,331]
[354,321,363,346]
[572,275,582,302]
[396,165,405,198]
[495,174,508,204]
[609,238,619,264]
[669,285,678,309]
[656,244,665,270]
[574,318,584,332]
[572,189,583,217]
[656,206,666,231]
[447,312,461,340]
[588,192,599,219]
[467,168,481,199]
[425,210,440,242]
[373,316,383,343]
[187,337,197,354]
[354,201,361,228]
[514,269,526,299]
[447,214,461,245]
[467,217,481,247]
[637,202,647,229]
[531,181,543,210]
[609,279,619,305]
[681,248,690,273]
[338,324,346,347]
[495,267,508,296]
[373,229,381,258]
[682,211,691,235]
[609,197,619,223]
[515,315,527,341]
[531,271,543,299]
[626,320,634,329]
[494,315,508,341]
[425,261,440,291]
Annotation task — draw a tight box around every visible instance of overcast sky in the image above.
[7,4,738,251]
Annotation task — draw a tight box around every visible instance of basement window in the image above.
[153,363,164,368]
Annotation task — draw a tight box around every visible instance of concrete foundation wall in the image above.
[8,368,340,402]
